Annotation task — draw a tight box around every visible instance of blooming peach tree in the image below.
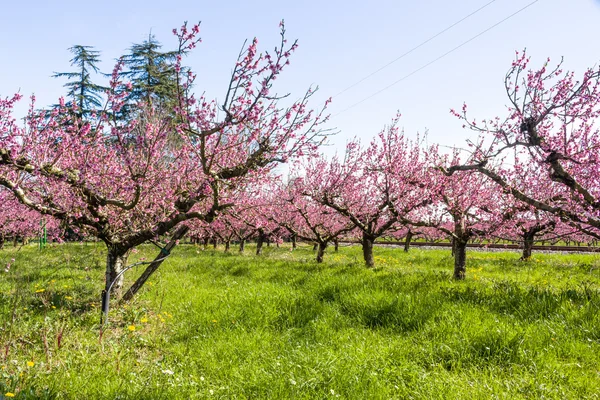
[304,117,437,267]
[447,51,600,241]
[0,21,329,301]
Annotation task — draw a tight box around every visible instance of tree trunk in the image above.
[521,232,535,260]
[362,233,375,268]
[256,232,265,255]
[450,237,456,257]
[404,230,414,253]
[0,235,4,250]
[316,241,328,263]
[212,237,218,249]
[203,237,209,250]
[267,238,271,247]
[453,240,467,280]
[312,243,318,251]
[122,225,189,302]
[292,234,297,249]
[239,239,245,253]
[225,239,231,252]
[334,239,339,252]
[105,246,129,296]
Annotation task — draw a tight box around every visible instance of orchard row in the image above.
[1,22,599,302]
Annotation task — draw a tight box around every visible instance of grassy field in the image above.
[1,242,600,399]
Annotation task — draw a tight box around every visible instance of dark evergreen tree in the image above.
[120,33,180,114]
[52,45,107,119]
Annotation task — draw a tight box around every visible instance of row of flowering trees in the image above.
[181,51,600,281]
[2,20,600,299]
[193,119,588,281]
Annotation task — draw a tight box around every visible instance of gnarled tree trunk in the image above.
[362,233,375,268]
[453,239,467,280]
[256,231,266,255]
[404,230,414,253]
[316,241,328,263]
[122,225,189,302]
[520,223,552,261]
[239,239,245,253]
[521,231,535,260]
[105,246,128,296]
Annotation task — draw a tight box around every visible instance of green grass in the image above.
[1,243,600,399]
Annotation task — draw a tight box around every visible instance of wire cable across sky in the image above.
[333,0,498,98]
[332,0,540,117]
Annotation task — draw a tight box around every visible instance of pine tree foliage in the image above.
[120,33,180,113]
[52,45,107,118]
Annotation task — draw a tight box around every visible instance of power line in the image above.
[334,0,497,98]
[332,0,540,117]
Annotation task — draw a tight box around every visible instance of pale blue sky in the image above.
[1,0,600,154]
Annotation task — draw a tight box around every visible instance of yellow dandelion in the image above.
[27,361,34,367]
[51,306,56,309]
[5,393,16,398]
[140,317,148,323]
[35,288,45,293]
[65,296,73,300]
[127,325,136,332]
[212,319,217,323]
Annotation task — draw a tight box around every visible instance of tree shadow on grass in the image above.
[441,280,600,322]
[272,294,325,330]
[0,288,97,319]
[417,328,526,371]
[336,290,440,333]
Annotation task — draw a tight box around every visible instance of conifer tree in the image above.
[120,33,180,115]
[52,45,107,119]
